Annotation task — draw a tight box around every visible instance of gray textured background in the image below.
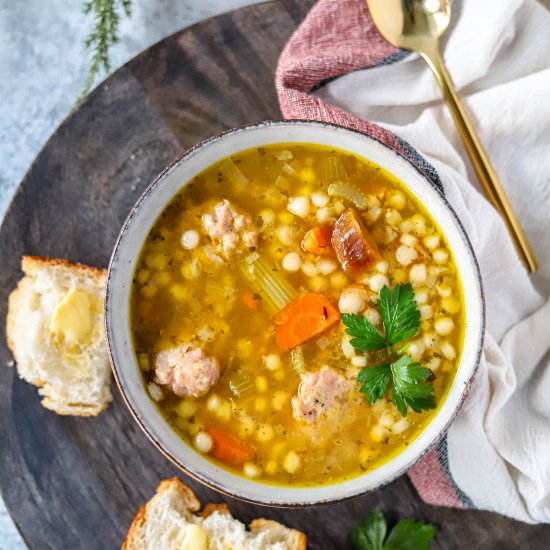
[0,1,258,547]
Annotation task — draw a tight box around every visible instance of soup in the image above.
[130,143,464,487]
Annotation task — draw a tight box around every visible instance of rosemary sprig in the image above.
[79,0,132,101]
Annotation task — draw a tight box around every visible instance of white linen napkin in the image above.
[313,0,550,523]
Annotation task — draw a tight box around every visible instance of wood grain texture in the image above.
[0,1,548,548]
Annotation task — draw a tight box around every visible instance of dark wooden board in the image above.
[0,1,548,548]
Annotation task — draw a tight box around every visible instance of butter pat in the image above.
[50,288,93,344]
[180,524,209,550]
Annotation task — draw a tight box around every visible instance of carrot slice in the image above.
[208,427,254,465]
[274,293,340,351]
[242,292,260,310]
[301,226,334,256]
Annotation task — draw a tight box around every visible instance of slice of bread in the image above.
[123,478,306,550]
[6,256,112,416]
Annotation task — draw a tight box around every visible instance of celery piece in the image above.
[275,175,290,191]
[328,181,370,210]
[229,369,255,399]
[282,162,297,176]
[240,255,297,315]
[219,158,249,186]
[290,346,306,375]
[275,150,293,161]
[323,156,348,183]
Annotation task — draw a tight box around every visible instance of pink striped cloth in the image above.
[276,0,471,510]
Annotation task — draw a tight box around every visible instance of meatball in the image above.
[292,366,353,423]
[154,344,220,398]
[202,199,258,257]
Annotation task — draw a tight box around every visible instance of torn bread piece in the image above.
[6,256,112,416]
[123,478,306,550]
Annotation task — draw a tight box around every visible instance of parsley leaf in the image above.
[341,284,420,352]
[378,284,420,346]
[357,355,435,417]
[390,355,436,416]
[352,508,387,550]
[342,313,387,350]
[358,364,391,404]
[351,508,436,550]
[384,518,437,550]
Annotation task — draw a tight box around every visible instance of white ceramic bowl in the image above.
[106,120,484,506]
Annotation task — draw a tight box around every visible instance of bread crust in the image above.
[250,519,307,550]
[122,504,147,550]
[6,274,30,355]
[156,477,201,512]
[21,255,107,281]
[199,503,231,518]
[122,478,307,549]
[40,398,109,417]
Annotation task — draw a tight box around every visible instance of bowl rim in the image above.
[106,119,485,507]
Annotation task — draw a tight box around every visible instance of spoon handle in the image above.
[420,44,537,273]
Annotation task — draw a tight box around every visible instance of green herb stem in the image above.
[79,0,132,101]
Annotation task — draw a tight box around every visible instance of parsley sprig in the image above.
[342,284,435,417]
[352,508,436,550]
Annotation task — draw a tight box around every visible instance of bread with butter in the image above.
[6,256,112,416]
[123,478,306,550]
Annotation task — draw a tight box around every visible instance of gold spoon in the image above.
[365,0,537,272]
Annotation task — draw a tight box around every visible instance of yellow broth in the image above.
[130,143,464,487]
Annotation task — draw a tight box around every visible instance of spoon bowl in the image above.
[368,0,450,51]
